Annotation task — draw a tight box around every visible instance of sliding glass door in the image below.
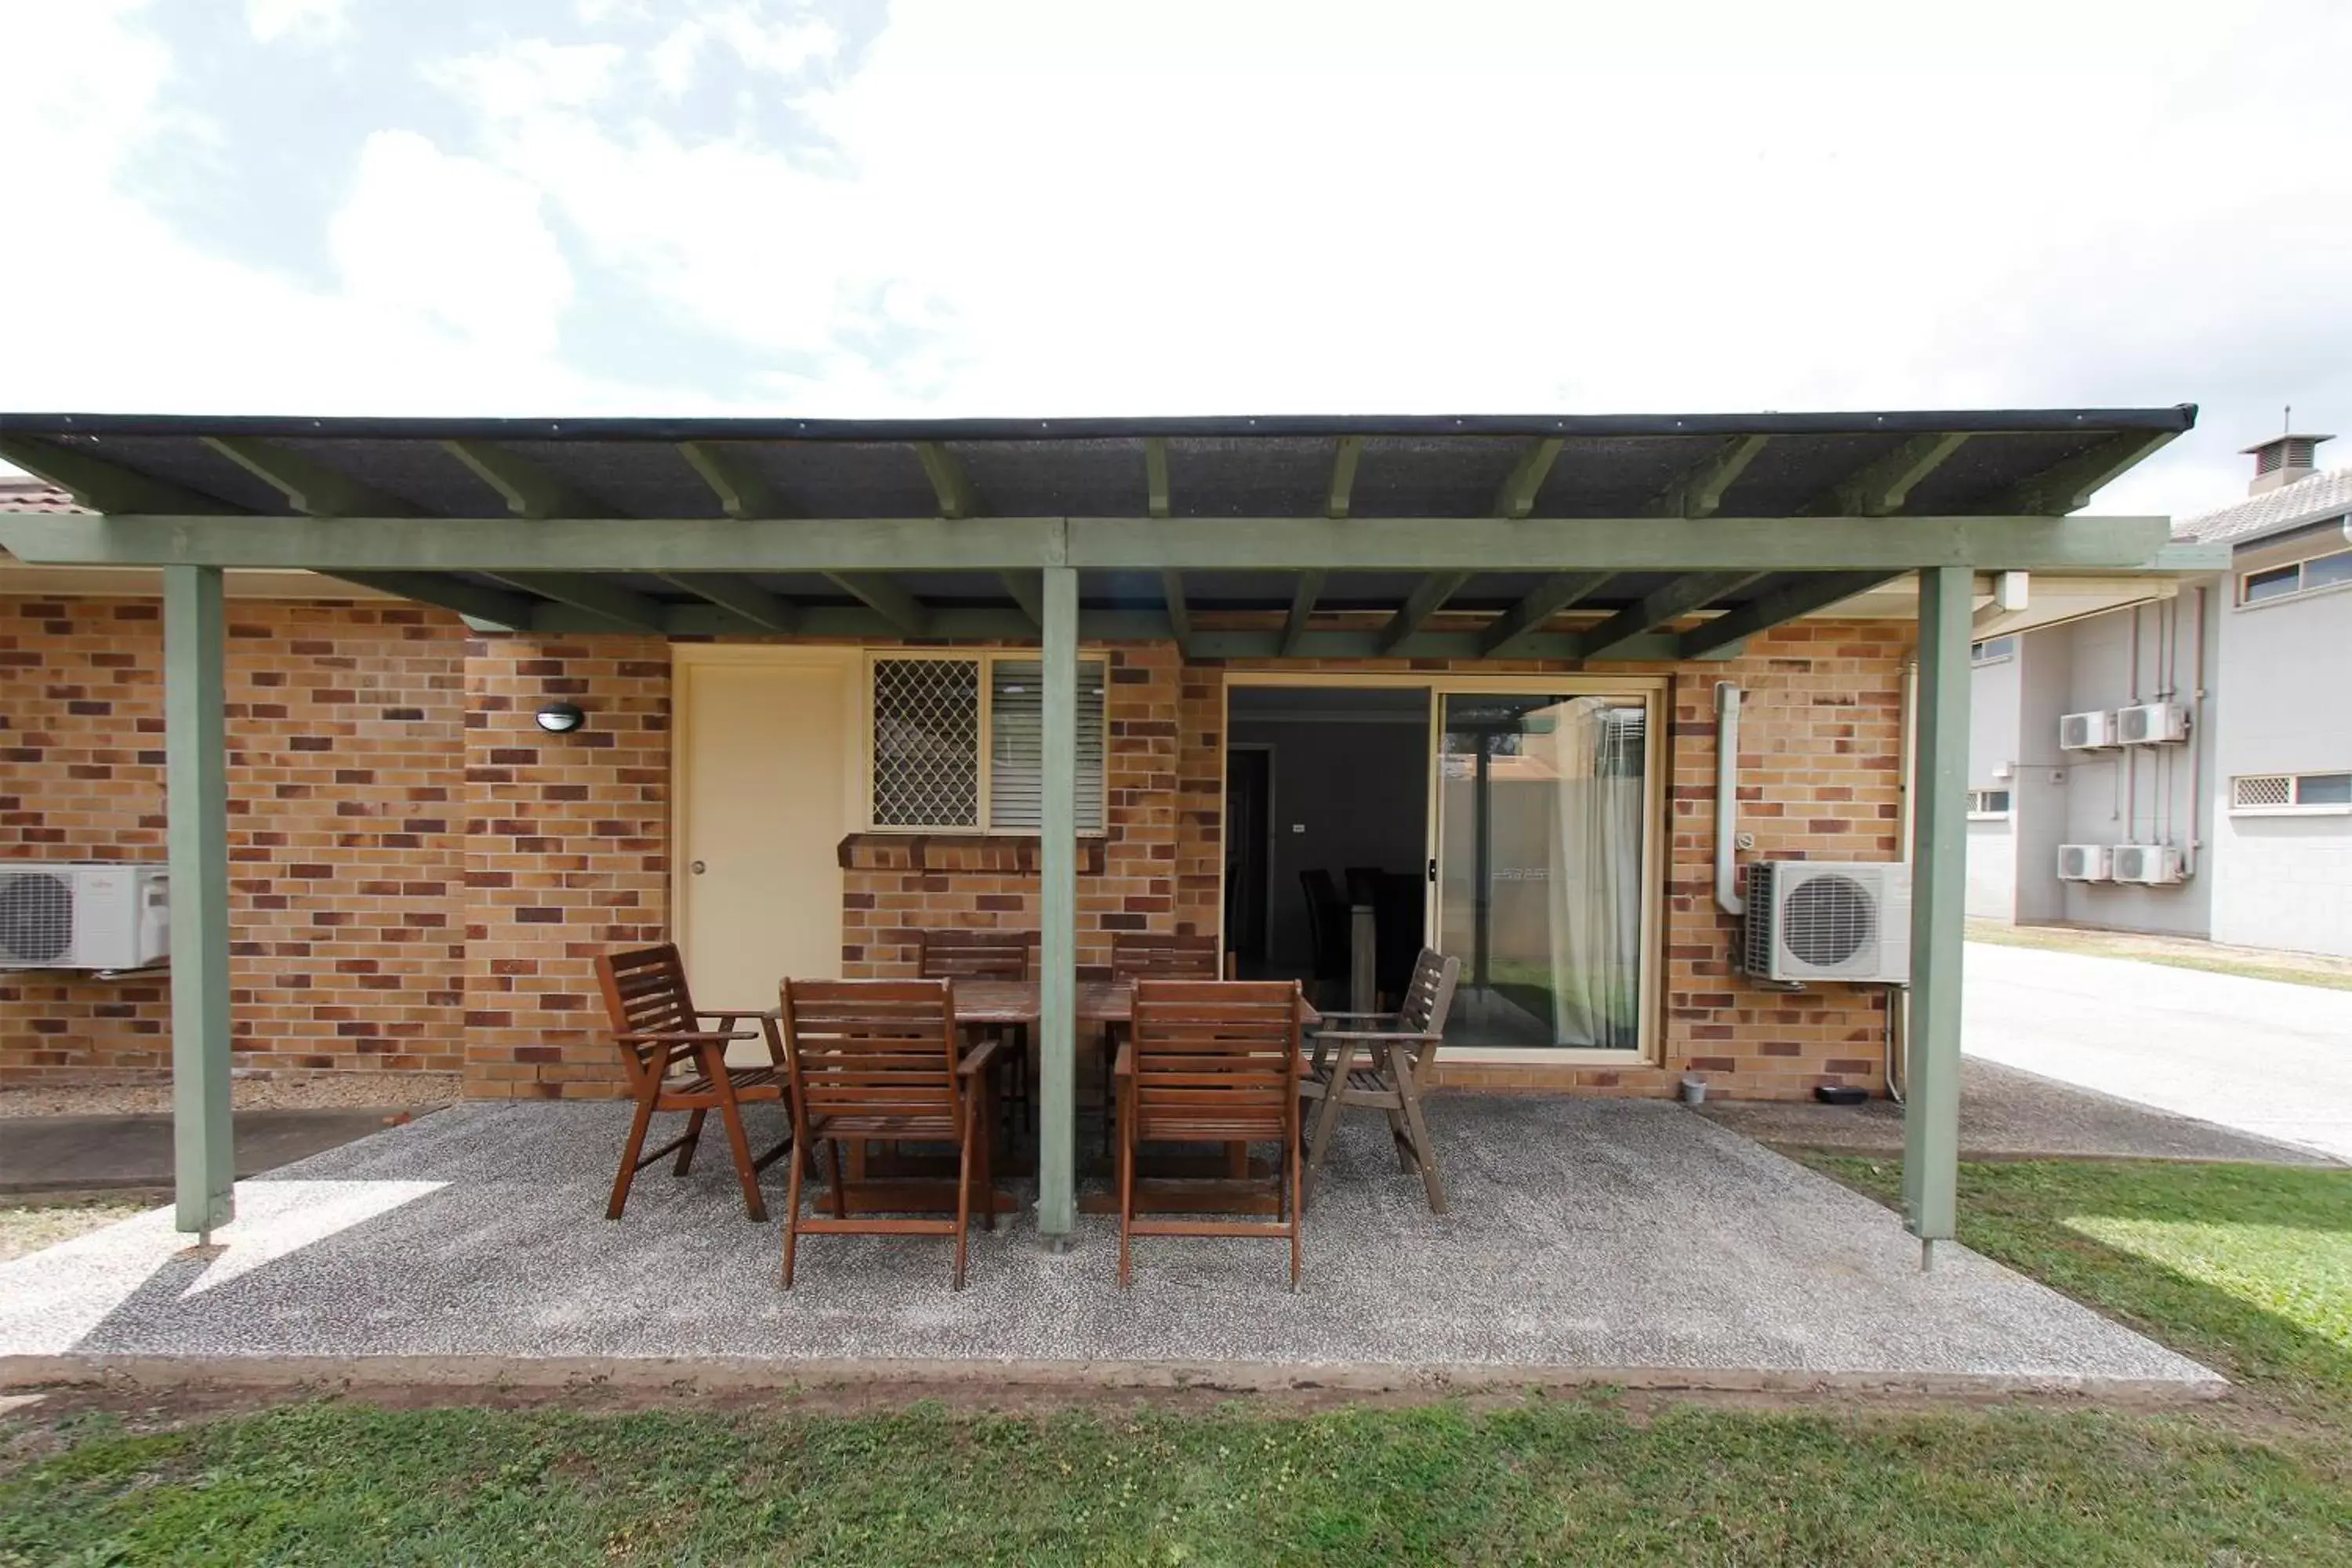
[1433,691,1651,1051]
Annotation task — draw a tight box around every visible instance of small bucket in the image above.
[1679,1076,1708,1105]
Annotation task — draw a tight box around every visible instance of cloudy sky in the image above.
[3,0,2347,516]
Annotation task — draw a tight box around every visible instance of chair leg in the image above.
[979,1073,997,1233]
[780,1136,806,1288]
[954,1102,976,1291]
[1398,1078,1447,1215]
[1287,1104,1303,1291]
[714,1090,768,1223]
[826,1139,848,1219]
[1385,1104,1415,1173]
[607,1089,659,1220]
[1116,1094,1134,1289]
[1301,1044,1356,1210]
[672,1109,707,1176]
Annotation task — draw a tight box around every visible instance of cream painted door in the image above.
[677,655,854,1054]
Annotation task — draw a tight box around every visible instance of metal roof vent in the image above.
[2242,431,2332,495]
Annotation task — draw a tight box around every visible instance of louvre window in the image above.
[869,654,1106,832]
[2241,545,2352,605]
[1969,636,2017,665]
[1967,789,2012,817]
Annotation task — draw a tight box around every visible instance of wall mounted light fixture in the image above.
[534,702,585,735]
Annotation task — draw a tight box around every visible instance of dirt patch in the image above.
[1968,919,2352,990]
[0,1072,461,1119]
[0,1197,147,1262]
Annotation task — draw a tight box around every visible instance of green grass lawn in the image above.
[0,1198,147,1264]
[1965,918,2352,992]
[6,1159,2350,1565]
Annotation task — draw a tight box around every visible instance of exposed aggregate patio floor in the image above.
[0,1098,2219,1396]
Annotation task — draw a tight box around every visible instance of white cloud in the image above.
[329,130,576,358]
[245,0,349,46]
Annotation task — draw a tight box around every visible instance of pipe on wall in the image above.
[1714,681,1744,916]
[2186,585,2209,876]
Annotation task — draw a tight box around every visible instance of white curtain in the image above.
[1541,699,1645,1047]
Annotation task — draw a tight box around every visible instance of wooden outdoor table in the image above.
[837,979,1319,1217]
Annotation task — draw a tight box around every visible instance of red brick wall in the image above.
[459,634,671,1100]
[1,596,469,1083]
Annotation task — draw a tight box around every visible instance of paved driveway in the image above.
[1965,942,2352,1163]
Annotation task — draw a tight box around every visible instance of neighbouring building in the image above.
[1967,430,2352,956]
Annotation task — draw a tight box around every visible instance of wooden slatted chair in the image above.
[778,978,997,1290]
[1300,947,1461,1214]
[1101,930,1223,1154]
[593,944,793,1222]
[918,927,1034,1131]
[1116,979,1308,1290]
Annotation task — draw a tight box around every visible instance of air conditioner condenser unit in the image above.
[1740,860,1912,985]
[2115,702,2190,745]
[2111,844,2186,885]
[0,863,171,971]
[2056,844,2113,882]
[2059,710,2117,751]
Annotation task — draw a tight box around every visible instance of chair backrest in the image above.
[1397,948,1463,1041]
[1110,930,1221,980]
[593,945,699,1090]
[918,927,1033,981]
[779,978,965,1126]
[1127,979,1303,1140]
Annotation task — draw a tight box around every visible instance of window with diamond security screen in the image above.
[989,659,1106,831]
[870,657,982,827]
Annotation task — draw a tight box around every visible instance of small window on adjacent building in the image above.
[868,653,1107,833]
[2241,545,2352,605]
[1969,636,2017,665]
[1967,788,2013,818]
[2231,771,2352,812]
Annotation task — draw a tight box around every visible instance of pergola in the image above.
[0,406,2217,1261]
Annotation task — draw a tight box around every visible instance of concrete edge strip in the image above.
[0,1354,2227,1405]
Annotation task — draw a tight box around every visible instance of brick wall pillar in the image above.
[460,634,671,1099]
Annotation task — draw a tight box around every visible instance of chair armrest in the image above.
[1112,1041,1134,1080]
[1308,1028,1438,1044]
[695,1008,779,1022]
[1312,1011,1399,1025]
[616,1029,755,1044]
[956,1038,1002,1079]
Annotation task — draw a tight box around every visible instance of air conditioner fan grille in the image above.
[0,872,73,965]
[1781,873,1875,969]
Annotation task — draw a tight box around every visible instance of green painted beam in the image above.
[1573,571,1766,659]
[678,441,788,520]
[1652,434,1769,519]
[1327,436,1364,520]
[1036,564,1080,1240]
[0,435,236,514]
[1994,429,2181,515]
[322,570,535,627]
[203,437,419,517]
[655,573,797,632]
[1814,434,1969,517]
[164,564,234,1238]
[1143,437,1171,519]
[1161,570,1193,657]
[998,570,1044,626]
[1189,627,1715,662]
[1675,571,1898,659]
[483,572,669,633]
[1492,437,1563,520]
[1904,564,1971,1258]
[1478,571,1614,658]
[445,440,618,520]
[0,511,2187,573]
[826,572,929,635]
[1279,570,1324,656]
[915,441,980,520]
[1377,571,1471,653]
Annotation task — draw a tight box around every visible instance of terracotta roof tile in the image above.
[0,477,87,514]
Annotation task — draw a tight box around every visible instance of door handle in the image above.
[1426,858,1437,884]
[691,860,707,876]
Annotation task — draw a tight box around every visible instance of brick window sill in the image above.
[837,833,1109,874]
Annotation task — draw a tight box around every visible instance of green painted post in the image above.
[1036,565,1080,1240]
[165,564,234,1238]
[1903,564,1970,1265]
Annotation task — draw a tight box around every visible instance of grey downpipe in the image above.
[1887,656,1920,1105]
[1714,681,1744,916]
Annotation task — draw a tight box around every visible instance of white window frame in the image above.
[2238,540,2352,608]
[1969,636,2017,666]
[2229,770,2352,818]
[862,649,1109,834]
[1966,788,2013,820]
